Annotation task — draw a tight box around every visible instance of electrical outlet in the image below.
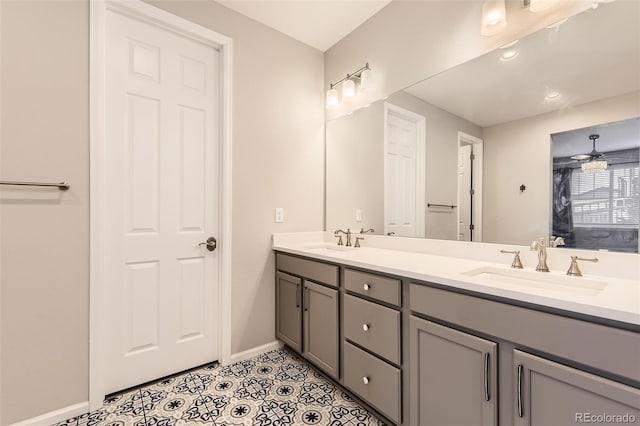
[355,209,362,222]
[275,208,284,223]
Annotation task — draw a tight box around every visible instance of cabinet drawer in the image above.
[276,253,338,288]
[344,268,400,306]
[344,294,401,364]
[344,342,401,424]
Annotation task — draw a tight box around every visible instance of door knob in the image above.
[198,237,217,252]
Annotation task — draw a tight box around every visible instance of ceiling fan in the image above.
[571,134,606,162]
[554,134,610,173]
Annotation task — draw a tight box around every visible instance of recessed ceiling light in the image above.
[545,91,561,100]
[500,40,519,49]
[500,50,519,61]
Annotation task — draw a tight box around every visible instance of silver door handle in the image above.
[198,237,217,252]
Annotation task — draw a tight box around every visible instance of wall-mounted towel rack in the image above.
[0,181,70,191]
[428,203,457,209]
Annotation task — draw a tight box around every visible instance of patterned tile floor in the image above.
[54,347,385,426]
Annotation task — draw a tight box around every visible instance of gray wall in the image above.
[326,91,481,239]
[0,2,89,423]
[482,91,640,245]
[0,0,324,423]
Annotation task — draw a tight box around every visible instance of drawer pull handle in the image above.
[483,352,490,402]
[363,283,371,291]
[517,364,524,418]
[362,324,370,331]
[362,376,370,385]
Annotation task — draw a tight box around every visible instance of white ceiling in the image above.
[405,1,640,128]
[214,0,392,52]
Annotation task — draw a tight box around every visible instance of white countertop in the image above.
[273,234,640,327]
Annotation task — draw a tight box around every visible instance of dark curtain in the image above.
[552,168,574,247]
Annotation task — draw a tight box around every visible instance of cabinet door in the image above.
[303,280,339,379]
[276,272,302,352]
[514,350,640,426]
[410,316,497,426]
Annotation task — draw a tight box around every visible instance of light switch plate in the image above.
[275,208,284,223]
[355,209,362,222]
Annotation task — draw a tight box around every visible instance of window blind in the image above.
[571,162,640,227]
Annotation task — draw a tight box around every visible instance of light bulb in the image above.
[481,0,507,36]
[342,78,356,100]
[359,68,373,91]
[326,88,339,108]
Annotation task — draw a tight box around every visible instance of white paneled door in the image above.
[104,9,220,394]
[384,104,425,238]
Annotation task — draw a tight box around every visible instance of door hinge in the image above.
[470,224,475,231]
[470,152,475,161]
[470,189,475,196]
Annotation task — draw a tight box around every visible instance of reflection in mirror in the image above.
[552,119,639,253]
[325,1,640,252]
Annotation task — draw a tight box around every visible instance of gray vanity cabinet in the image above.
[275,253,340,379]
[513,350,640,426]
[410,316,497,426]
[276,271,302,352]
[303,280,339,379]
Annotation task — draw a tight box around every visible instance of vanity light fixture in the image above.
[326,63,372,109]
[481,0,507,36]
[500,50,519,61]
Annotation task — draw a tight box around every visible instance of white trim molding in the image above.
[8,402,89,426]
[457,131,484,242]
[90,0,233,411]
[229,341,284,365]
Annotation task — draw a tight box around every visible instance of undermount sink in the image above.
[300,243,357,252]
[462,266,607,295]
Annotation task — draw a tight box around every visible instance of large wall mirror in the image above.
[326,1,640,253]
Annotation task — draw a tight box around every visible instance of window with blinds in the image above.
[571,162,640,227]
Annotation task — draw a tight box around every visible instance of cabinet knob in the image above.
[362,324,370,331]
[362,376,370,385]
[363,283,371,291]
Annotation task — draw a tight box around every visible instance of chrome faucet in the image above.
[530,238,550,272]
[334,229,352,247]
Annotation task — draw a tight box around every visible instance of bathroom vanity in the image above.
[273,233,640,426]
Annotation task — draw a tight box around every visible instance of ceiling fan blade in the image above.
[571,154,590,160]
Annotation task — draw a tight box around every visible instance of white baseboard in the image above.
[228,340,283,365]
[8,402,89,426]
